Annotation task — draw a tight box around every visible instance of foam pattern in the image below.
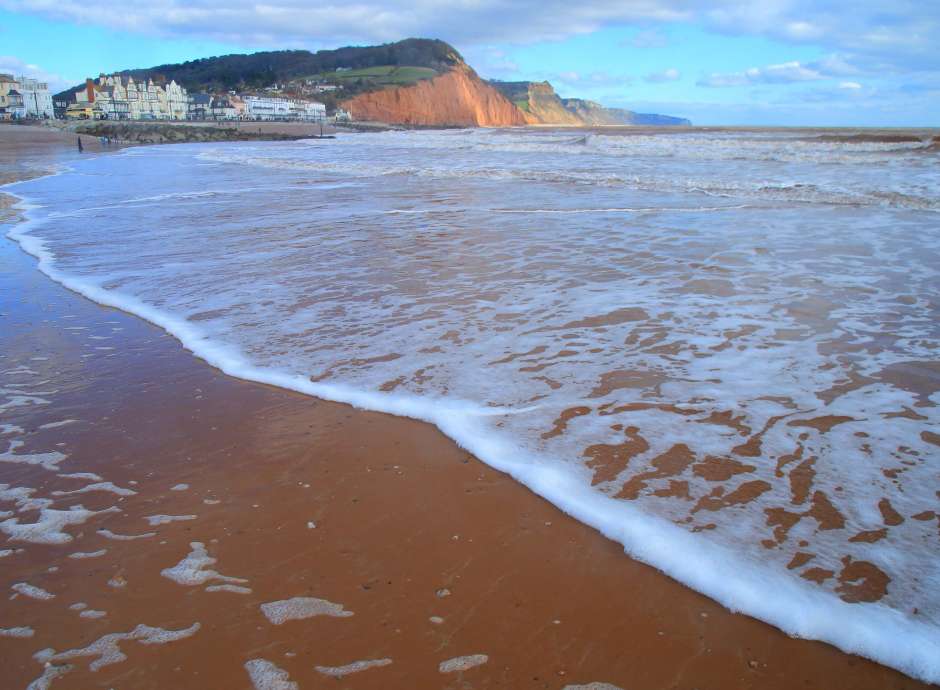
[5,128,940,683]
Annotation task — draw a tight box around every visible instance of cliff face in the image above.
[490,81,581,125]
[563,98,691,126]
[342,66,527,127]
[561,98,624,126]
[490,80,691,127]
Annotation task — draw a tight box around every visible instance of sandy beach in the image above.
[0,124,934,689]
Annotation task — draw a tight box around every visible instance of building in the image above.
[293,100,326,122]
[16,76,54,118]
[0,74,26,120]
[210,97,237,120]
[188,93,212,120]
[75,74,189,120]
[65,102,102,120]
[244,95,325,121]
[244,95,292,120]
[165,80,188,120]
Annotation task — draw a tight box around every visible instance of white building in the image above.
[293,100,326,122]
[244,95,325,121]
[16,76,54,118]
[244,95,292,120]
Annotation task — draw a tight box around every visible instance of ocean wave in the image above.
[7,137,940,686]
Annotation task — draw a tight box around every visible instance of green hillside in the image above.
[56,38,462,98]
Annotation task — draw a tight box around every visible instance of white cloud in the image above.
[645,67,680,83]
[0,55,72,91]
[698,60,825,87]
[464,46,519,79]
[0,0,936,73]
[839,81,862,89]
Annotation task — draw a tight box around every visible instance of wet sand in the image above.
[0,124,934,689]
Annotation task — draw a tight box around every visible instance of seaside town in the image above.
[0,72,343,122]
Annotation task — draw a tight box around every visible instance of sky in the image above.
[0,1,937,126]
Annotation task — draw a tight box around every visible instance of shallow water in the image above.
[6,127,940,681]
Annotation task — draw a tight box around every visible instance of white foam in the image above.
[160,541,247,587]
[38,420,77,430]
[79,610,106,619]
[52,482,136,497]
[563,684,624,690]
[98,528,155,541]
[7,135,940,685]
[25,663,72,690]
[2,505,120,544]
[58,472,102,481]
[245,659,298,690]
[260,597,353,625]
[170,483,189,491]
[68,549,107,559]
[144,514,196,526]
[205,584,252,594]
[11,582,55,600]
[0,483,52,512]
[0,440,66,471]
[35,622,199,671]
[439,654,488,673]
[0,423,25,435]
[0,393,50,413]
[1,365,39,376]
[0,626,34,637]
[315,658,393,677]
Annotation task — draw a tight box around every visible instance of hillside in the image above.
[492,81,690,126]
[562,98,692,126]
[100,39,461,94]
[489,81,581,125]
[56,38,691,128]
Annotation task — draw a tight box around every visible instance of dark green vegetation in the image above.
[311,65,439,86]
[56,38,462,99]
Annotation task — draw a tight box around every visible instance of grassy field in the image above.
[311,65,439,86]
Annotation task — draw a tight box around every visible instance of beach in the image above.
[1,123,937,689]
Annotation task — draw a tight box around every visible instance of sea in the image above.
[6,127,940,682]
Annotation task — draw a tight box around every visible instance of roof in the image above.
[191,93,212,105]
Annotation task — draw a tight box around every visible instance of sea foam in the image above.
[4,131,939,683]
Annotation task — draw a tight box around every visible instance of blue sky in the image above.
[0,1,937,126]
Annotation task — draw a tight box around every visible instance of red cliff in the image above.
[342,66,527,127]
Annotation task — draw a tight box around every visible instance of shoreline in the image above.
[1,124,935,689]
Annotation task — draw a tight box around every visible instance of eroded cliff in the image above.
[342,66,527,127]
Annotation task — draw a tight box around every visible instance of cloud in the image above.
[645,67,680,83]
[0,0,937,74]
[698,60,826,87]
[839,81,862,89]
[464,46,519,79]
[0,55,71,91]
